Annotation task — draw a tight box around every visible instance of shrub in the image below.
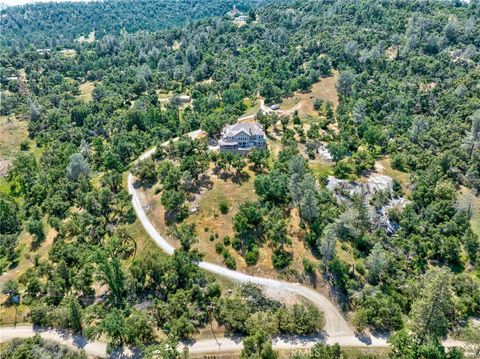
[20,141,30,151]
[223,251,236,269]
[219,199,229,214]
[245,249,259,265]
[355,261,365,276]
[302,257,315,274]
[215,243,224,254]
[272,249,292,269]
[232,237,242,250]
[223,236,231,246]
[276,303,324,334]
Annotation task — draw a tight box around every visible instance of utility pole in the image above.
[207,302,221,350]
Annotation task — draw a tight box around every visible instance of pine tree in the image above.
[319,224,336,262]
[68,296,82,332]
[410,267,454,344]
[300,189,318,223]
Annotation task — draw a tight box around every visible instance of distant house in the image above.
[219,122,267,153]
[227,4,240,17]
[177,95,191,102]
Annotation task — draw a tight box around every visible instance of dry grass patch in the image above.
[278,71,340,118]
[185,170,257,266]
[76,31,95,43]
[199,78,213,86]
[156,90,172,102]
[172,40,181,50]
[0,115,29,159]
[279,95,300,111]
[233,19,247,27]
[60,49,76,58]
[385,46,398,60]
[375,157,410,194]
[0,225,56,326]
[0,304,30,326]
[78,82,95,102]
[0,225,56,281]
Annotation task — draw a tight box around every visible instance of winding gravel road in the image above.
[1,130,466,356]
[127,130,373,341]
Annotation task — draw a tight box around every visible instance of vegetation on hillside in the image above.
[0,0,479,356]
[0,0,271,47]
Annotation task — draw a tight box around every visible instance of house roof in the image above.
[223,122,265,138]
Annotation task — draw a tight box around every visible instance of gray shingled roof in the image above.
[223,123,265,137]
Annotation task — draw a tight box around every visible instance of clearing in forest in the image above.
[138,158,322,281]
[0,115,30,180]
[279,71,339,117]
[60,49,76,58]
[0,115,28,160]
[374,157,410,194]
[78,82,95,102]
[75,31,95,43]
[458,186,480,238]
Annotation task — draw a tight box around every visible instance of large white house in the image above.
[219,122,267,153]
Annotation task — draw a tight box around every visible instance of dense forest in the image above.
[1,0,480,358]
[0,0,271,47]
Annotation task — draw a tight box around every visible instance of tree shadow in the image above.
[7,258,20,270]
[191,175,213,193]
[133,178,157,191]
[276,332,328,345]
[30,236,45,251]
[307,272,318,288]
[355,331,372,345]
[231,171,250,185]
[248,164,267,174]
[110,347,143,359]
[214,168,250,185]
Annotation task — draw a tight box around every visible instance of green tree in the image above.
[410,267,455,344]
[67,296,83,332]
[171,223,197,252]
[161,189,186,214]
[241,329,278,359]
[133,158,157,182]
[2,280,19,306]
[95,252,125,305]
[248,149,269,171]
[125,309,154,345]
[99,308,127,347]
[67,153,90,181]
[0,193,20,235]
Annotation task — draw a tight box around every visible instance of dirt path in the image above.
[128,130,364,340]
[1,325,470,358]
[1,130,467,356]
